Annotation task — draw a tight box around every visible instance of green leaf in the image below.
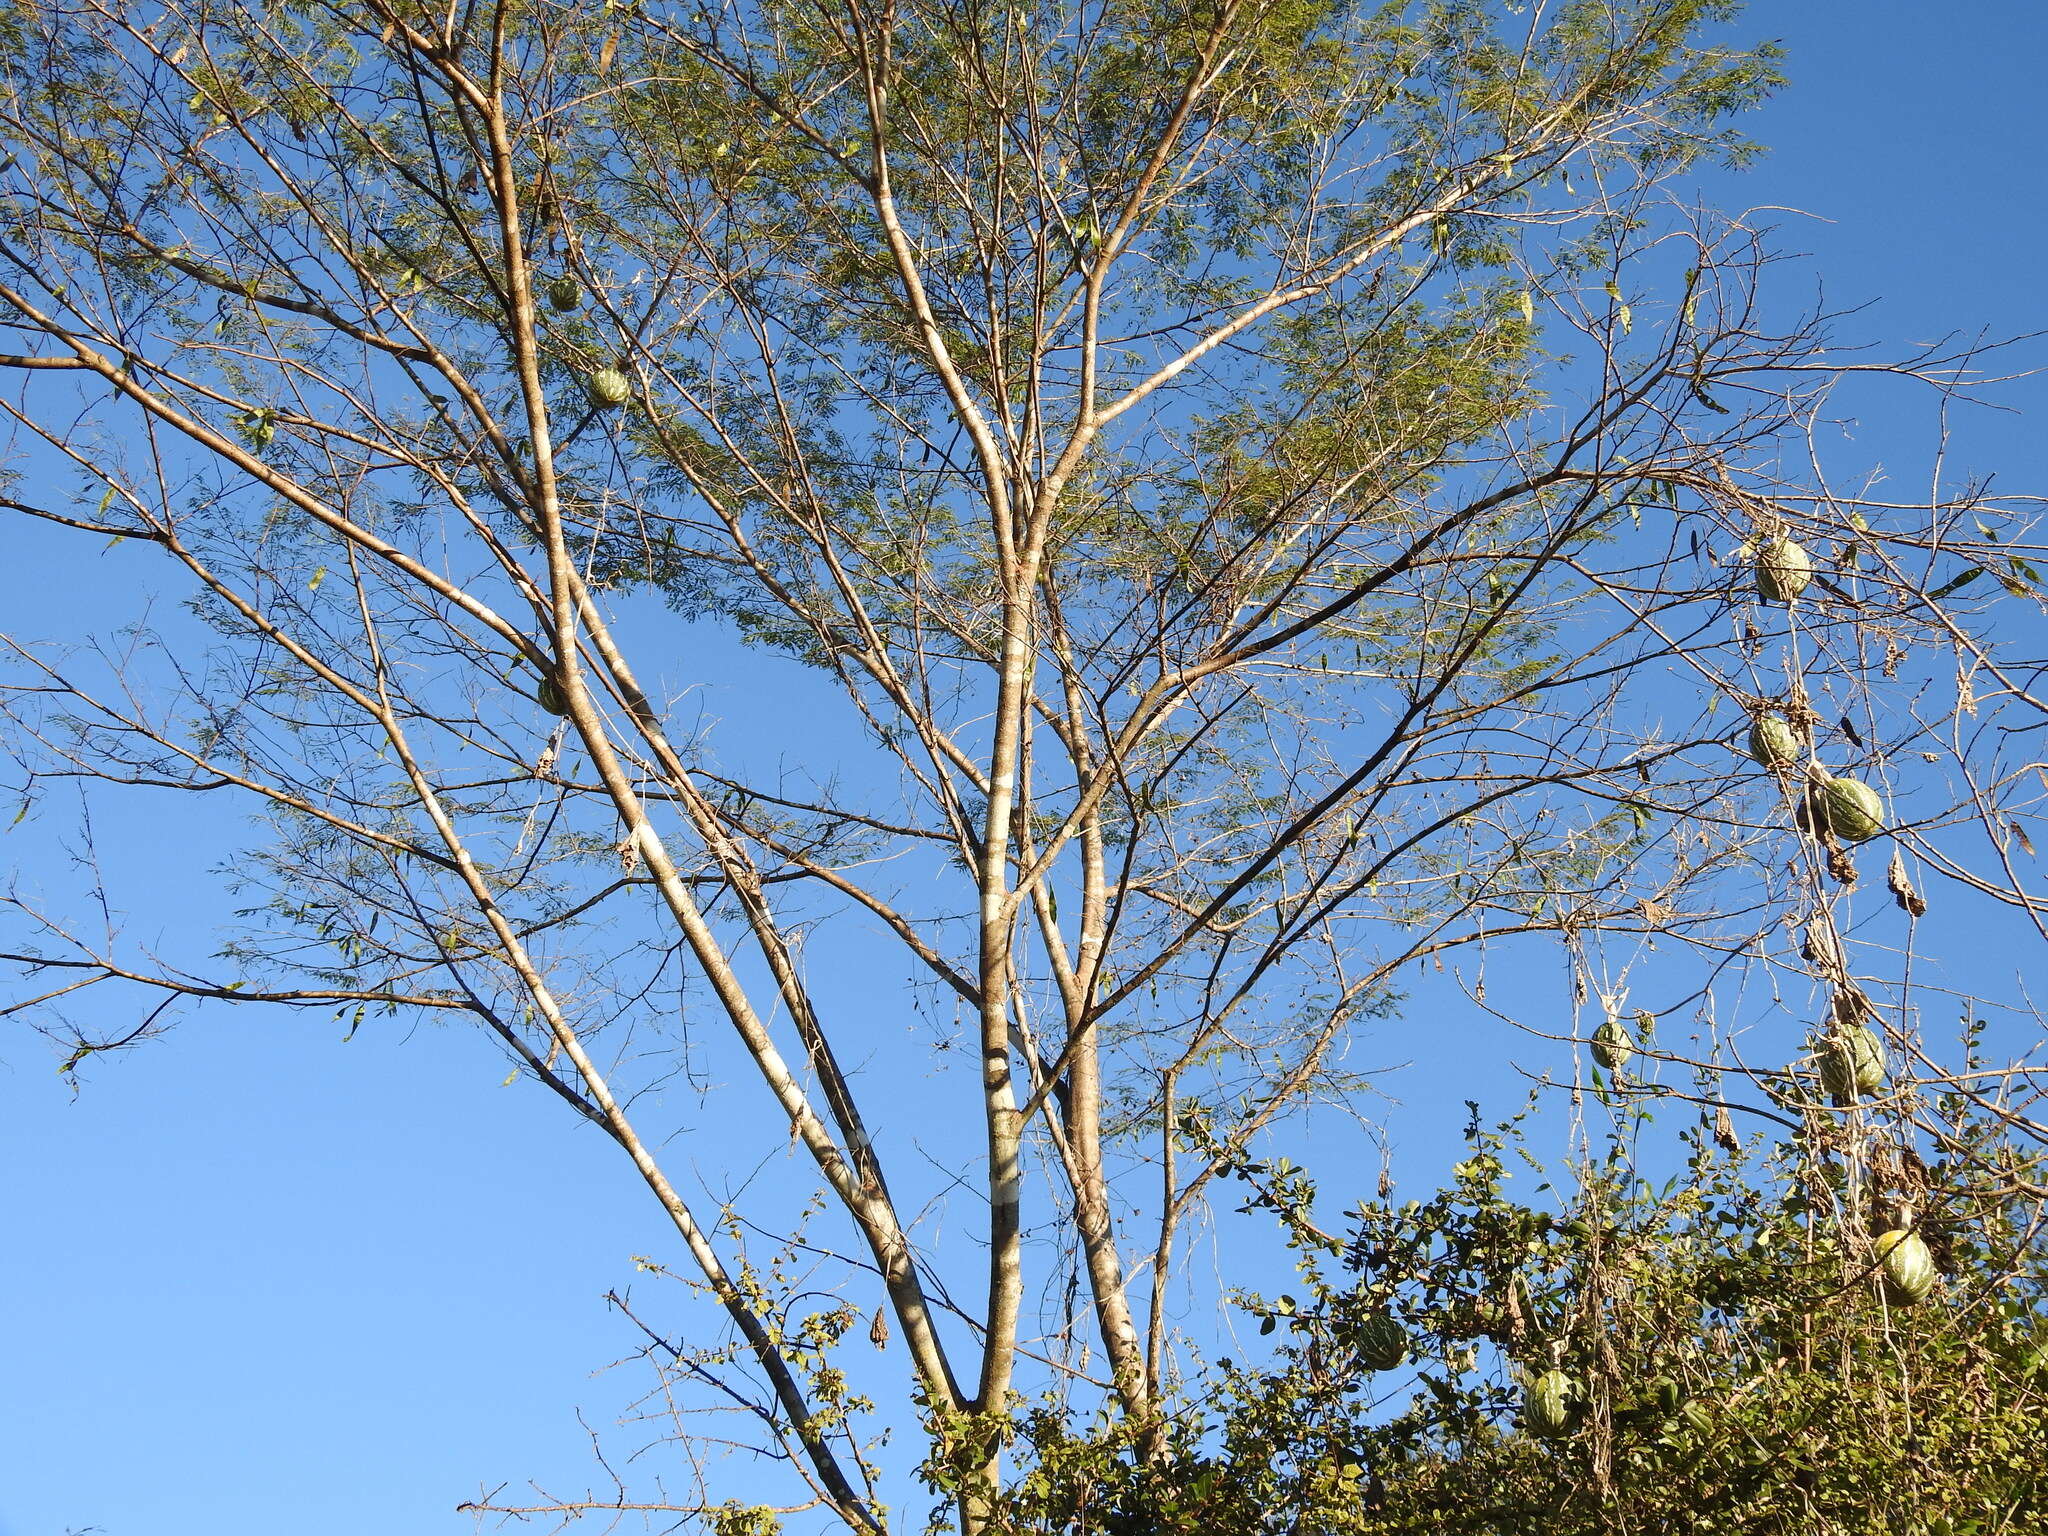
[1603,280,1630,332]
[1928,568,1983,600]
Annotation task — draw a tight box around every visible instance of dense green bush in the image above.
[964,1098,2045,1535]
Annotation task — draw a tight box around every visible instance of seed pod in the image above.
[1808,776,1885,843]
[1591,1019,1632,1073]
[1353,1314,1408,1374]
[1817,1025,1885,1102]
[1746,712,1799,768]
[1525,1368,1579,1439]
[545,274,581,312]
[587,366,633,408]
[1874,1228,1936,1305]
[1756,538,1813,603]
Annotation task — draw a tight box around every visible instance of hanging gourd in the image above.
[1817,1025,1886,1102]
[537,674,571,716]
[1525,1368,1579,1439]
[1746,712,1799,768]
[1353,1314,1408,1374]
[1874,1228,1937,1306]
[1755,537,1813,603]
[545,274,581,312]
[1826,1036,1884,1105]
[1591,1019,1632,1073]
[1808,776,1886,843]
[587,366,633,408]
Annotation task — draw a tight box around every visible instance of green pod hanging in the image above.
[1525,1369,1579,1439]
[1746,713,1799,768]
[1817,1025,1885,1102]
[1353,1314,1408,1374]
[1875,1228,1936,1305]
[1809,777,1885,843]
[1591,1019,1632,1073]
[587,366,633,408]
[1756,537,1813,603]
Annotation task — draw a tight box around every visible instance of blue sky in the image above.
[5,5,2047,1535]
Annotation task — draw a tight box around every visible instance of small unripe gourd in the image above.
[1817,1025,1885,1102]
[537,675,571,716]
[1755,538,1813,603]
[1591,1019,1632,1073]
[1353,1314,1408,1374]
[1808,776,1886,843]
[545,274,581,312]
[587,366,633,408]
[1874,1228,1936,1305]
[1746,713,1799,768]
[1525,1369,1579,1439]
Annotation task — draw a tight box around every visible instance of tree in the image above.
[2,0,2042,1530]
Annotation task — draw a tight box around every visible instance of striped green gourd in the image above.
[1591,1019,1632,1073]
[1818,1025,1885,1102]
[1525,1369,1578,1439]
[1746,713,1799,768]
[1755,537,1813,602]
[1875,1228,1936,1305]
[1353,1315,1408,1374]
[587,366,633,408]
[1809,776,1885,843]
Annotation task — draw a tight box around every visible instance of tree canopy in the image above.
[2,0,2044,1531]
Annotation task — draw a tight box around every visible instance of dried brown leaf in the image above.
[1886,849,1927,918]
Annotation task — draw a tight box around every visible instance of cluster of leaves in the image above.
[984,1097,2045,1534]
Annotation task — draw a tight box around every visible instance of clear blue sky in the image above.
[4,6,2046,1535]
